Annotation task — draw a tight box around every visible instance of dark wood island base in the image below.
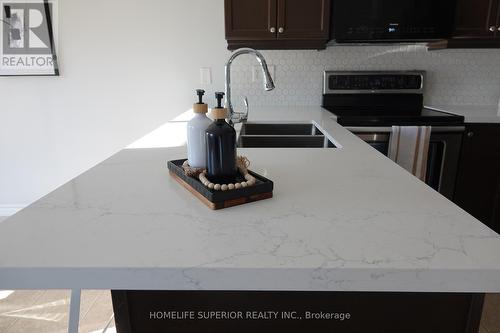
[112,291,484,333]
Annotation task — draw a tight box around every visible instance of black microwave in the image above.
[332,0,457,42]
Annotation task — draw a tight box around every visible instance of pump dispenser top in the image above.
[193,89,208,114]
[211,92,228,119]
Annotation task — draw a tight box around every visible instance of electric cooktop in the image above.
[322,71,465,127]
[322,106,464,127]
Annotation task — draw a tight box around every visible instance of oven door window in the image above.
[354,132,390,155]
[426,141,445,192]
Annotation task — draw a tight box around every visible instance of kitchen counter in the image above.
[427,104,500,124]
[1,106,500,292]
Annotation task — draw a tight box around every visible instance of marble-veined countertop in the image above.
[1,106,500,292]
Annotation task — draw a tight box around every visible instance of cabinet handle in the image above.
[269,27,276,33]
[489,26,496,32]
[278,27,284,33]
[467,131,474,138]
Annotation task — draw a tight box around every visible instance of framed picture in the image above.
[0,0,58,76]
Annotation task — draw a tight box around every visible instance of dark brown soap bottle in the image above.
[205,92,237,183]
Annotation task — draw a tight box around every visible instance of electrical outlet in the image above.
[252,65,275,82]
[200,67,212,85]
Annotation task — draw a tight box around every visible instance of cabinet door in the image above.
[496,2,500,37]
[454,0,499,37]
[225,0,277,40]
[453,124,500,232]
[276,0,330,40]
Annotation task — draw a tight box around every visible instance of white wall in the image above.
[0,0,230,213]
[2,0,500,213]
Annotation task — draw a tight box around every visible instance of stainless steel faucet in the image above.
[224,48,275,125]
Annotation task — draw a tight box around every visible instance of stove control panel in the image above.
[324,71,424,94]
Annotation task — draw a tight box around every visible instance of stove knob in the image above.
[467,131,474,138]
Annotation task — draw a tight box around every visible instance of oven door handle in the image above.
[345,126,465,133]
[345,126,392,133]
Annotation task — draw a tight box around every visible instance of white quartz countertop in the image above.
[426,104,500,124]
[2,106,500,292]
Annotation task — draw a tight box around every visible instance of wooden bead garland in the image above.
[198,169,256,191]
[198,156,257,191]
[182,157,256,191]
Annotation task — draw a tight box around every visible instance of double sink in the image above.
[237,123,336,148]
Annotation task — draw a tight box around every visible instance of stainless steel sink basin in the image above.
[237,122,336,148]
[238,135,335,148]
[239,123,322,136]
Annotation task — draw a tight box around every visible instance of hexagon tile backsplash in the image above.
[229,45,500,107]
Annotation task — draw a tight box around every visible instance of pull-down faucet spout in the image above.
[224,48,275,125]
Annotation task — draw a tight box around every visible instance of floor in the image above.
[0,216,499,332]
[0,290,115,333]
[482,294,500,333]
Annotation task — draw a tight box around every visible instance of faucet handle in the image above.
[241,96,249,121]
[243,96,248,114]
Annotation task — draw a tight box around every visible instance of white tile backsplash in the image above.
[229,45,500,108]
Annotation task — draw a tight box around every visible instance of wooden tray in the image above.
[167,159,273,209]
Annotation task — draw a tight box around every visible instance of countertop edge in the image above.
[2,267,500,292]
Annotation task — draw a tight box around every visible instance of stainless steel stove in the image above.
[322,71,464,199]
[322,71,464,127]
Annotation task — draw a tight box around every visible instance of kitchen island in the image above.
[1,107,500,332]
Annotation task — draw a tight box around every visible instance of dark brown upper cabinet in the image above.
[428,0,500,49]
[224,0,331,50]
[276,0,330,40]
[225,0,277,41]
[454,0,499,38]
